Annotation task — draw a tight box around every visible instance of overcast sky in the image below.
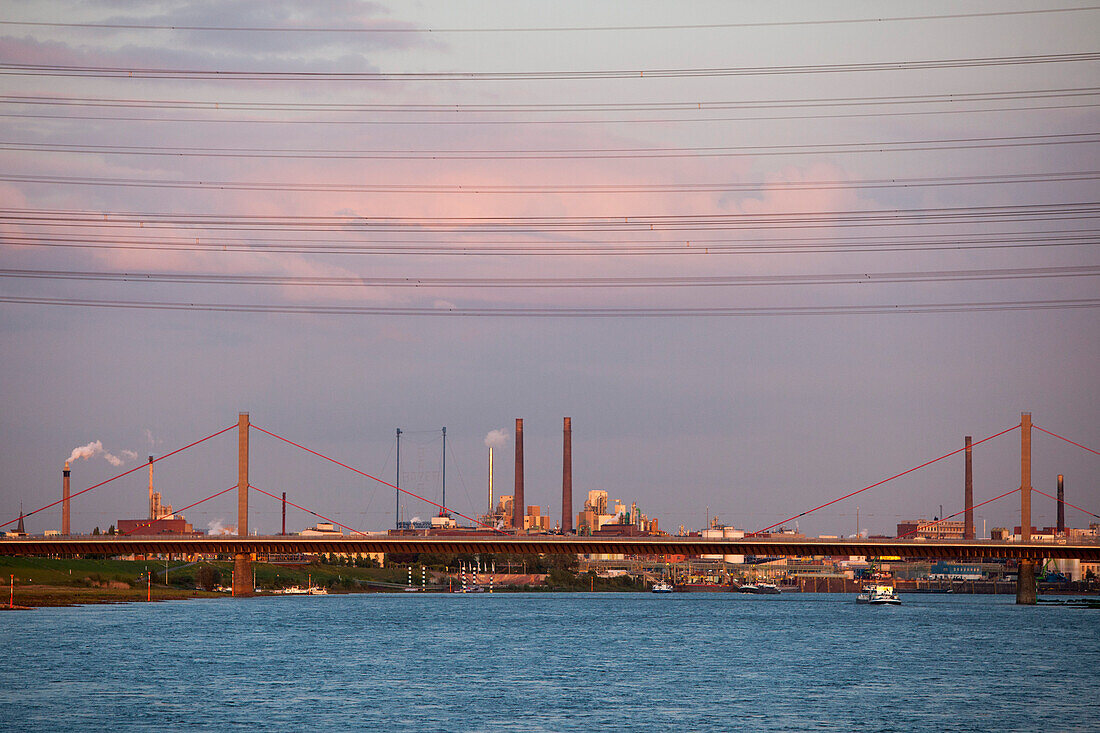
[1,1,1097,538]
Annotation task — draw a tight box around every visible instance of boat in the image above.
[278,586,308,595]
[738,582,780,594]
[651,581,674,593]
[278,574,328,595]
[857,584,901,605]
[675,582,734,592]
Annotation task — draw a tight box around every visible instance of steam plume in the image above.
[484,429,509,448]
[66,440,135,467]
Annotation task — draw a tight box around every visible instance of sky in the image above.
[1,1,1098,539]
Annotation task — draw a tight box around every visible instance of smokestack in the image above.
[148,455,155,520]
[513,418,524,531]
[282,491,287,536]
[484,429,507,519]
[964,436,974,540]
[1057,474,1065,535]
[488,446,494,516]
[62,461,70,536]
[562,417,573,533]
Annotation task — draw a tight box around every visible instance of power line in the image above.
[6,101,1097,127]
[5,87,1094,113]
[2,52,1097,81]
[2,170,1095,195]
[4,230,1096,256]
[2,265,1096,289]
[2,132,1096,160]
[3,202,1096,232]
[3,295,1097,317]
[2,7,1096,33]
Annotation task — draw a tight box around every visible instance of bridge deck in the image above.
[2,536,1098,561]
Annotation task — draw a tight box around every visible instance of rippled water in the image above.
[2,592,1098,731]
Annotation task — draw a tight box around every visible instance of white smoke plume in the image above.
[484,429,509,448]
[206,519,234,536]
[67,441,103,463]
[67,440,136,467]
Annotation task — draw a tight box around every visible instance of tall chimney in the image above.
[62,461,71,536]
[1057,474,1065,535]
[963,436,974,539]
[513,418,524,531]
[488,446,494,516]
[282,491,287,536]
[562,417,573,533]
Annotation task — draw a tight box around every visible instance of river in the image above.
[2,592,1097,731]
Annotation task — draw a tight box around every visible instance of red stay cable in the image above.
[121,485,237,535]
[752,422,1021,535]
[895,488,1020,538]
[1033,488,1100,520]
[1,423,237,530]
[251,424,502,532]
[250,484,368,536]
[1033,424,1100,456]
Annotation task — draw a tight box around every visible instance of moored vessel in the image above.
[675,582,734,592]
[277,585,308,595]
[738,582,781,594]
[857,584,901,605]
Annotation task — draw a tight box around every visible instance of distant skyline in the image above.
[1,1,1097,537]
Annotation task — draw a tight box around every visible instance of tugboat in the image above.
[857,584,901,605]
[651,580,674,593]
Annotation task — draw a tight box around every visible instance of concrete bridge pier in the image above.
[1016,559,1037,605]
[232,412,254,597]
[232,553,253,596]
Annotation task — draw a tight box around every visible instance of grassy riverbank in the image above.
[0,556,645,608]
[0,557,222,608]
